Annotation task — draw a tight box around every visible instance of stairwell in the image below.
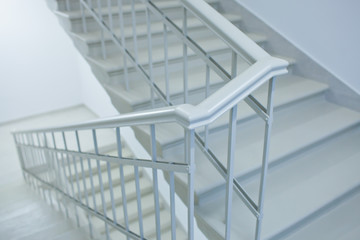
[12,0,360,239]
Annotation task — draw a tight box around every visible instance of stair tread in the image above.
[71,13,242,44]
[196,126,360,240]
[135,75,329,149]
[286,191,360,240]
[168,94,360,200]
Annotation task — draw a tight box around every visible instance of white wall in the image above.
[0,0,83,124]
[236,0,360,94]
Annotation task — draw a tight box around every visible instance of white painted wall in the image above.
[236,0,360,94]
[0,0,83,124]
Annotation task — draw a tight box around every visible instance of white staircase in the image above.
[13,0,360,239]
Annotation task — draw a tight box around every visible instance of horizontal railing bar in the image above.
[12,106,177,134]
[195,134,260,217]
[23,169,145,240]
[19,144,189,173]
[233,178,260,217]
[244,95,269,121]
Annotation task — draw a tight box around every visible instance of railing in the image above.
[13,114,192,240]
[14,0,288,239]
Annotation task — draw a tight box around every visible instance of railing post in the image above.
[92,129,110,240]
[183,7,188,103]
[116,127,130,240]
[75,130,94,238]
[12,134,26,180]
[117,0,129,90]
[185,129,195,240]
[150,124,162,240]
[255,77,276,240]
[225,105,238,240]
[146,7,155,107]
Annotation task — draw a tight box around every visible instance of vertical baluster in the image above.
[255,77,276,240]
[92,129,110,240]
[80,0,87,33]
[72,155,82,205]
[150,124,161,240]
[231,51,237,78]
[117,0,129,90]
[72,153,83,213]
[65,0,70,11]
[107,0,113,31]
[146,7,154,107]
[42,133,54,208]
[75,130,94,238]
[164,24,170,103]
[169,171,176,240]
[131,0,138,62]
[62,132,80,227]
[225,106,237,240]
[185,129,195,240]
[134,164,144,238]
[30,134,46,199]
[14,134,26,180]
[183,8,188,103]
[27,134,36,169]
[97,0,107,59]
[204,65,210,149]
[87,0,92,8]
[116,127,130,239]
[51,132,65,214]
[107,154,117,225]
[87,156,98,212]
[37,133,48,199]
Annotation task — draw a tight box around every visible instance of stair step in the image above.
[108,208,172,239]
[78,164,137,197]
[71,13,243,57]
[134,75,329,152]
[195,126,360,240]
[91,191,164,232]
[88,32,267,112]
[55,0,219,32]
[85,30,265,74]
[165,94,360,203]
[71,13,241,45]
[84,172,152,210]
[285,191,360,240]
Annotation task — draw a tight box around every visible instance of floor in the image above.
[0,105,99,240]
